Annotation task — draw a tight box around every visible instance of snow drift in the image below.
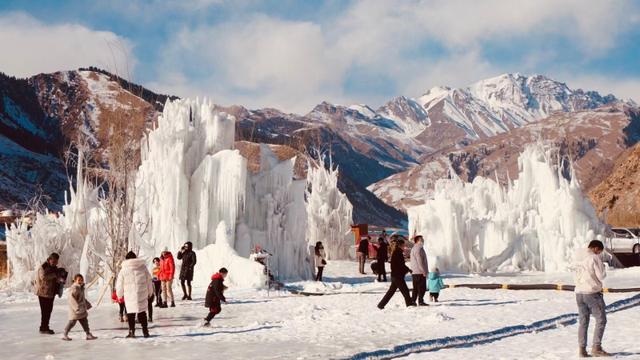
[408,145,604,273]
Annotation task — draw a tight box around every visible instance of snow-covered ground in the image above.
[2,261,640,360]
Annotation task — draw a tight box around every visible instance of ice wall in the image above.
[408,145,604,273]
[306,157,353,260]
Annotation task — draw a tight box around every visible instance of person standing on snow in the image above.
[177,242,197,301]
[116,251,154,338]
[428,268,445,302]
[203,268,228,327]
[377,239,414,309]
[62,274,97,341]
[357,236,370,274]
[159,249,176,307]
[35,252,61,334]
[151,257,163,307]
[376,237,388,282]
[410,235,429,306]
[314,241,327,281]
[573,240,610,357]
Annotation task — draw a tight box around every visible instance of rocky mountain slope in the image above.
[0,68,630,227]
[589,142,640,227]
[370,105,640,213]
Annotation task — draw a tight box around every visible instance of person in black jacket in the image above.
[203,268,228,326]
[377,239,415,309]
[376,237,388,282]
[357,236,370,274]
[177,241,197,300]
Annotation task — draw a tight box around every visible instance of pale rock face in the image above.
[408,144,604,273]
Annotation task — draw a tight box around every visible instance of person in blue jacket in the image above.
[428,268,445,302]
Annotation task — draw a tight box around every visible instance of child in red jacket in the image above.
[111,290,126,322]
[159,250,176,308]
[202,268,228,327]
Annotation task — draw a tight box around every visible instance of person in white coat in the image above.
[314,242,327,281]
[409,235,429,306]
[573,240,610,358]
[116,251,154,338]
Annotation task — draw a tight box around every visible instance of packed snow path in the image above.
[2,261,640,359]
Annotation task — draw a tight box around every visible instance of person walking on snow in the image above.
[159,249,176,307]
[376,237,388,282]
[111,289,126,322]
[62,274,97,341]
[357,236,370,274]
[177,242,197,301]
[35,252,61,334]
[314,241,327,281]
[203,268,228,327]
[152,257,163,307]
[428,268,445,302]
[116,251,154,338]
[410,235,429,306]
[377,239,414,309]
[573,240,610,357]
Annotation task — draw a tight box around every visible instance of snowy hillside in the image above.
[370,105,640,212]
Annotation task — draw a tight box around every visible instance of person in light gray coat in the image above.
[62,274,97,341]
[410,235,429,306]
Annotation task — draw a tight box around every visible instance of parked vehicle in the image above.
[606,227,640,254]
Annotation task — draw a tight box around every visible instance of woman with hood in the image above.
[177,241,197,301]
[314,242,327,281]
[116,251,154,338]
[159,249,176,308]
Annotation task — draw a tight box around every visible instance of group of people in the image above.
[33,234,613,357]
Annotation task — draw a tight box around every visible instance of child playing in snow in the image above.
[203,268,228,327]
[111,289,126,322]
[62,274,97,341]
[428,268,445,302]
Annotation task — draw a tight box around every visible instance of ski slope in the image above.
[1,261,639,359]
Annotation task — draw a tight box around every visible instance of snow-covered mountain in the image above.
[0,69,631,227]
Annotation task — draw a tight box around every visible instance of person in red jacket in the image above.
[111,290,126,322]
[203,268,228,327]
[159,249,176,308]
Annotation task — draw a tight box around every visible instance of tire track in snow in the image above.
[346,293,640,360]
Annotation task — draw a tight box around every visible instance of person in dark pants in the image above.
[203,268,228,326]
[116,251,154,338]
[314,242,327,281]
[378,239,414,309]
[376,237,388,282]
[410,235,429,306]
[177,242,197,300]
[357,236,370,274]
[152,257,163,307]
[35,253,60,334]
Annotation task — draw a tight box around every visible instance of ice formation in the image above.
[6,98,353,289]
[5,152,104,290]
[305,156,353,260]
[408,145,604,273]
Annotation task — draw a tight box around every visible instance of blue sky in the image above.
[1,0,639,113]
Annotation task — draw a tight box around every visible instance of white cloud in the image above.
[151,0,639,113]
[0,12,136,78]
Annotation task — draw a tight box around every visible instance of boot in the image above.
[187,285,192,300]
[126,330,135,338]
[591,345,611,357]
[140,312,150,338]
[578,347,589,358]
[86,333,97,340]
[170,301,176,307]
[61,334,72,341]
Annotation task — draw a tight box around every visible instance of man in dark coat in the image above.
[35,253,61,334]
[357,236,370,274]
[376,237,388,282]
[177,241,197,300]
[377,239,414,309]
[203,268,228,326]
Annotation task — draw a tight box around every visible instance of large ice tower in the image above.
[408,145,604,273]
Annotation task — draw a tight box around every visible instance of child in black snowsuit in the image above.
[203,267,228,326]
